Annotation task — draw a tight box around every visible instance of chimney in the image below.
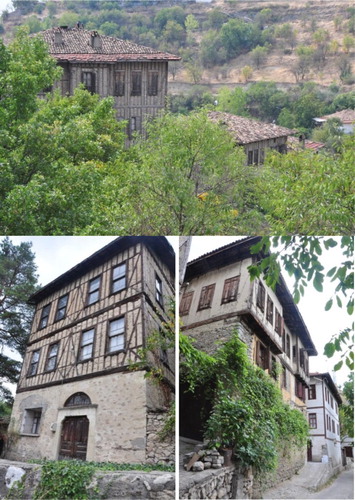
[54,30,63,45]
[91,31,102,49]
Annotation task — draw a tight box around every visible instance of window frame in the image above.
[22,408,42,435]
[308,384,316,400]
[111,262,127,295]
[256,339,269,371]
[266,295,274,325]
[308,413,317,429]
[286,334,291,358]
[274,309,282,335]
[179,291,194,316]
[45,342,60,372]
[131,71,142,96]
[155,274,164,308]
[78,328,95,362]
[221,275,240,304]
[148,71,159,96]
[38,304,51,330]
[197,283,215,311]
[107,316,125,355]
[87,275,101,306]
[256,281,265,312]
[27,349,41,377]
[55,293,69,322]
[81,71,96,94]
[114,70,125,96]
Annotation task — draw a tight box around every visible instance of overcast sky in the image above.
[188,236,353,387]
[0,0,12,15]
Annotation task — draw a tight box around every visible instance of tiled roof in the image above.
[317,109,355,124]
[288,136,325,152]
[208,111,295,144]
[36,27,180,62]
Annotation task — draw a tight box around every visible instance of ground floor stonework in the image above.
[6,370,174,465]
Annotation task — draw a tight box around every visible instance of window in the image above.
[308,413,317,429]
[286,334,291,358]
[87,276,101,305]
[247,150,253,165]
[275,310,282,335]
[78,329,95,361]
[296,380,305,401]
[221,276,240,304]
[198,284,215,310]
[330,395,334,409]
[115,71,125,96]
[308,384,316,400]
[266,295,274,325]
[112,263,126,294]
[65,392,91,407]
[131,71,142,96]
[256,340,269,370]
[22,409,42,435]
[253,149,259,164]
[155,275,163,306]
[27,350,40,377]
[55,294,69,321]
[39,304,51,329]
[260,149,265,164]
[81,71,96,94]
[299,348,305,369]
[292,345,297,361]
[271,356,278,380]
[256,281,265,312]
[332,419,335,433]
[148,72,158,96]
[45,342,59,372]
[108,317,125,353]
[282,365,287,389]
[179,291,194,316]
[337,424,339,435]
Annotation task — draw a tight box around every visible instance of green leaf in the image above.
[313,271,323,292]
[333,360,343,371]
[336,296,342,308]
[326,266,337,277]
[324,298,333,311]
[293,289,300,304]
[324,342,335,358]
[324,238,337,249]
[347,300,354,316]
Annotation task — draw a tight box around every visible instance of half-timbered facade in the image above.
[180,237,317,441]
[35,27,180,138]
[8,237,175,464]
[208,112,295,164]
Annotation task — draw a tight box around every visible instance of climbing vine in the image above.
[180,331,309,473]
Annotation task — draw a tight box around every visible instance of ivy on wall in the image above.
[180,332,309,473]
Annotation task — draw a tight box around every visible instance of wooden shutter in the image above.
[257,281,265,311]
[180,291,193,316]
[198,284,215,310]
[221,276,240,304]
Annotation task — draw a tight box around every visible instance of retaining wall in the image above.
[0,459,175,499]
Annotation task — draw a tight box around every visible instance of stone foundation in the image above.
[146,410,175,465]
[179,466,237,499]
[0,459,175,499]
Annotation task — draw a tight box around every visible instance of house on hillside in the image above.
[7,237,175,465]
[35,27,180,138]
[287,136,325,153]
[179,237,317,442]
[306,372,342,467]
[208,111,295,165]
[313,109,355,134]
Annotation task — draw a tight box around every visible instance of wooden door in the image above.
[307,442,312,461]
[59,416,89,460]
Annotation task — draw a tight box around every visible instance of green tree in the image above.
[343,34,355,53]
[311,118,344,153]
[220,19,260,58]
[340,373,354,438]
[185,14,199,32]
[248,236,354,371]
[275,23,297,49]
[0,238,38,400]
[91,111,261,235]
[250,45,268,69]
[216,87,248,116]
[154,6,186,31]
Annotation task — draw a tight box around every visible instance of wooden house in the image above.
[180,237,317,441]
[7,237,175,465]
[36,27,180,138]
[306,372,342,466]
[208,111,295,164]
[313,109,355,134]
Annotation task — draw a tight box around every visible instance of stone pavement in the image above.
[261,463,353,500]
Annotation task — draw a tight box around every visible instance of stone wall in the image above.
[146,411,174,465]
[0,459,175,500]
[253,443,306,498]
[179,466,237,499]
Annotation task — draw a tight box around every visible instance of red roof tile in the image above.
[208,111,295,144]
[35,27,180,62]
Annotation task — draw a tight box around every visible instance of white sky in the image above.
[0,0,12,15]
[188,236,353,388]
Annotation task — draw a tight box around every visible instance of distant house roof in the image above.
[208,111,295,145]
[35,27,180,63]
[288,136,325,152]
[309,372,342,405]
[314,109,355,125]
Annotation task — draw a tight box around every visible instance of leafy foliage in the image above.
[0,237,38,401]
[248,236,354,371]
[339,372,354,439]
[180,332,309,473]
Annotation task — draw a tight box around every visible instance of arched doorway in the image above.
[59,393,91,460]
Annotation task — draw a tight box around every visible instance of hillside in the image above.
[1,0,354,90]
